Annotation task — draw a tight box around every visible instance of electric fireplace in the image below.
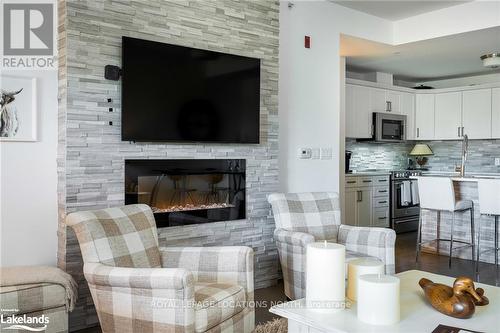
[125,159,246,227]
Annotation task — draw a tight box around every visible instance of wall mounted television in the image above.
[121,37,261,143]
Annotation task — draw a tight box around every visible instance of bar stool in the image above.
[476,179,500,274]
[415,177,475,268]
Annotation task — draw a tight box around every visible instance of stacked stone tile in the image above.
[346,138,500,173]
[57,1,280,330]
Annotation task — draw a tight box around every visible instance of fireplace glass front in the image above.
[125,159,246,227]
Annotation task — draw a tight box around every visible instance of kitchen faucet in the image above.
[457,133,468,177]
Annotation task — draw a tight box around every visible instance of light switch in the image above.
[495,158,500,166]
[321,148,333,160]
[299,148,312,159]
[311,148,320,159]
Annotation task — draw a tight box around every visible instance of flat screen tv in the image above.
[121,37,261,143]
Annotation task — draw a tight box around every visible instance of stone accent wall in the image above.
[57,1,280,330]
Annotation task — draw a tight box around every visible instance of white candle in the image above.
[306,242,345,312]
[357,274,400,325]
[347,258,384,301]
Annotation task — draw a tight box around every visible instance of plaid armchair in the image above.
[66,204,254,333]
[268,192,396,300]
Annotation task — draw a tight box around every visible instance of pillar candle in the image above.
[347,258,384,301]
[357,274,400,325]
[306,241,345,312]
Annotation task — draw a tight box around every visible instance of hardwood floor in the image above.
[396,231,499,286]
[76,231,498,331]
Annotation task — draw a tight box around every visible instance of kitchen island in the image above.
[412,174,499,265]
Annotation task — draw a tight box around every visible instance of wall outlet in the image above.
[298,148,312,159]
[495,158,500,166]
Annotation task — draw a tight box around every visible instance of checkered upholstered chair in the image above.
[268,192,396,300]
[66,204,254,333]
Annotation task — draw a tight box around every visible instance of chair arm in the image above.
[338,225,396,274]
[84,263,196,332]
[274,228,315,246]
[84,262,193,291]
[160,246,254,300]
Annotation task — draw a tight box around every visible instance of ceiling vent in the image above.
[481,53,500,68]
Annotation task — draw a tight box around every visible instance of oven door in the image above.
[392,180,420,219]
[374,113,406,142]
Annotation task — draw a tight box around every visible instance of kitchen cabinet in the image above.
[346,84,371,138]
[356,188,372,227]
[493,88,500,138]
[385,91,401,114]
[370,88,400,114]
[463,89,492,139]
[344,175,390,228]
[344,188,358,227]
[434,92,462,140]
[346,84,404,139]
[344,186,372,227]
[415,94,435,140]
[400,92,415,140]
[345,81,499,141]
[370,88,387,113]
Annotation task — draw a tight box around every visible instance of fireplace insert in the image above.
[125,159,246,227]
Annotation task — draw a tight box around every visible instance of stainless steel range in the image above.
[390,170,422,233]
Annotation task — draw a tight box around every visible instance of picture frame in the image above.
[0,76,37,142]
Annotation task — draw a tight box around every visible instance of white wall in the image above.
[0,70,58,267]
[394,1,500,44]
[279,1,393,192]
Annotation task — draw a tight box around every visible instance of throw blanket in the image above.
[0,266,78,312]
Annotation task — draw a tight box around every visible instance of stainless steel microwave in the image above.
[373,112,407,142]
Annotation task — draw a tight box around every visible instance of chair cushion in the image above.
[455,200,473,211]
[67,204,161,268]
[194,283,245,333]
[268,192,341,240]
[0,283,66,315]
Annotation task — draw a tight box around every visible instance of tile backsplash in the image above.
[346,139,412,170]
[346,139,500,173]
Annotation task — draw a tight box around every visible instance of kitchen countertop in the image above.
[347,170,500,180]
[412,171,500,182]
[345,170,391,177]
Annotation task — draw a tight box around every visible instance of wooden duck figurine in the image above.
[419,277,489,319]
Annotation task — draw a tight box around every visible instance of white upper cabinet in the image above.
[415,94,435,140]
[400,92,415,140]
[346,84,372,138]
[493,88,500,138]
[370,88,400,114]
[434,92,462,140]
[385,91,401,114]
[463,89,492,139]
[345,81,498,140]
[370,88,387,113]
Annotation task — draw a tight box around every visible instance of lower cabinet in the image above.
[344,175,390,228]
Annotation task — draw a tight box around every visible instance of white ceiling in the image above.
[341,26,500,81]
[332,1,470,21]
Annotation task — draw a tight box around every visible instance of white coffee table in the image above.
[270,270,499,333]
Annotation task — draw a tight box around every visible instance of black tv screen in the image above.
[121,37,261,143]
